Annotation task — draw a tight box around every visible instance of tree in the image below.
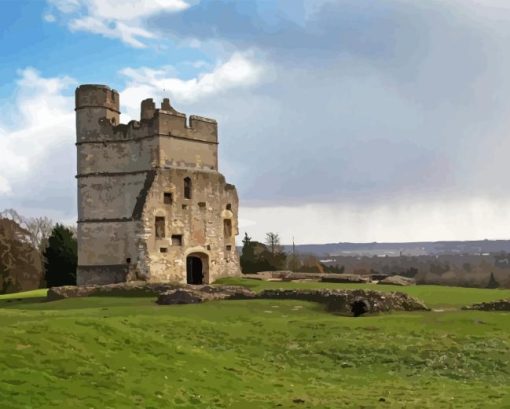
[0,209,54,252]
[240,232,286,273]
[324,264,345,274]
[0,218,43,293]
[265,232,283,256]
[486,272,500,289]
[44,224,77,287]
[263,232,286,270]
[287,252,301,272]
[240,233,256,273]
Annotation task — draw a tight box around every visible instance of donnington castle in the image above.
[75,84,241,285]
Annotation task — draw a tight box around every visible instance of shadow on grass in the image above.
[0,297,48,309]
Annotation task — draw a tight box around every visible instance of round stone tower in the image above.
[75,84,120,144]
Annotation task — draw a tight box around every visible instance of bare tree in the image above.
[265,232,283,256]
[25,217,55,251]
[0,218,43,293]
[0,209,54,251]
[0,209,24,226]
[264,232,287,270]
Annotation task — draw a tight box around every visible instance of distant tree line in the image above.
[0,209,77,294]
[239,231,508,288]
[319,253,508,289]
[240,232,345,275]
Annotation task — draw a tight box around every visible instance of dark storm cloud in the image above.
[148,0,510,206]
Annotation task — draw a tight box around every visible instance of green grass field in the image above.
[1,279,509,409]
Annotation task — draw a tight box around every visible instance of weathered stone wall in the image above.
[77,221,139,264]
[77,173,149,220]
[75,84,241,285]
[140,168,240,283]
[77,138,158,174]
[158,137,217,170]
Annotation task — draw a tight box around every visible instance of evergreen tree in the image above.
[486,272,500,289]
[240,232,284,273]
[44,224,77,287]
[240,233,256,273]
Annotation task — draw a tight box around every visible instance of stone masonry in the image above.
[75,84,241,285]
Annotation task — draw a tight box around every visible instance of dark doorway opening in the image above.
[186,256,203,284]
[350,299,370,317]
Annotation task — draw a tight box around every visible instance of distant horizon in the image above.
[281,238,510,246]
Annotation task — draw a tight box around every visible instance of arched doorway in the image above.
[186,253,208,284]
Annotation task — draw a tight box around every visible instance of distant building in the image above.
[75,84,241,285]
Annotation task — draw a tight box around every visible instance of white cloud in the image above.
[47,0,189,47]
[0,56,264,220]
[68,16,156,48]
[48,0,81,14]
[86,0,189,21]
[0,69,76,217]
[119,52,265,118]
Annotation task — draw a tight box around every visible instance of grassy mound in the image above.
[1,280,509,408]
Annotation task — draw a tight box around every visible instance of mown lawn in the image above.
[0,280,509,409]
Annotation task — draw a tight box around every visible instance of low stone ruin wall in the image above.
[46,281,184,301]
[244,271,417,285]
[245,271,370,283]
[47,282,429,316]
[378,275,416,286]
[257,288,428,315]
[156,285,256,305]
[462,299,510,311]
[156,286,428,316]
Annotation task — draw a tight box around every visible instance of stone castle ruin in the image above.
[75,84,241,285]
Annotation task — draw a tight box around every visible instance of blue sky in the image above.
[2,0,510,244]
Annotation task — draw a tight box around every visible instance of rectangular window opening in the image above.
[164,192,173,204]
[160,247,168,253]
[184,177,192,199]
[224,219,232,238]
[226,203,232,210]
[198,202,206,208]
[172,235,183,246]
[226,245,232,251]
[155,216,165,238]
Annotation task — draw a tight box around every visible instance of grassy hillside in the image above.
[1,281,509,409]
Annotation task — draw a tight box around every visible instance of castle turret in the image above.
[75,84,120,143]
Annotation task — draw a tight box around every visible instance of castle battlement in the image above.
[75,85,217,144]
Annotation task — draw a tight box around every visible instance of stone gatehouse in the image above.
[75,84,241,285]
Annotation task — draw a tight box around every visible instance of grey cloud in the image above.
[149,0,510,208]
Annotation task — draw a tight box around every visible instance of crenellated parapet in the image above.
[143,97,218,144]
[76,85,218,144]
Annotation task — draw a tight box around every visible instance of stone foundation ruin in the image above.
[47,283,428,316]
